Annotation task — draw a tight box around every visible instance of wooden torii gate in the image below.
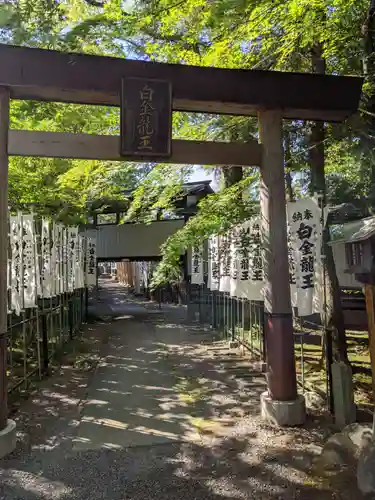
[0,44,363,454]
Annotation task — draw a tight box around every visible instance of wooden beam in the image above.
[8,130,262,166]
[0,44,363,122]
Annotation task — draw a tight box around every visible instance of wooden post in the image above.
[259,110,298,402]
[0,88,9,431]
[364,284,375,398]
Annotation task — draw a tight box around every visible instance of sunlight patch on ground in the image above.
[81,416,129,430]
[38,390,81,406]
[189,417,223,434]
[0,469,71,499]
[113,315,134,320]
[84,398,109,406]
[131,425,180,440]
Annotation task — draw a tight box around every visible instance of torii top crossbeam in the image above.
[0,44,363,122]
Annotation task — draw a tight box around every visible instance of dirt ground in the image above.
[0,282,363,499]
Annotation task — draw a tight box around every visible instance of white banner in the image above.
[248,218,264,300]
[133,262,141,294]
[230,219,264,300]
[52,223,64,295]
[140,261,149,289]
[51,223,57,296]
[191,244,204,285]
[287,198,323,316]
[75,234,85,289]
[230,227,240,297]
[67,227,78,292]
[22,214,37,309]
[208,235,220,291]
[86,237,97,286]
[219,232,231,292]
[62,226,68,293]
[10,214,23,315]
[139,262,144,288]
[34,218,42,299]
[41,219,54,298]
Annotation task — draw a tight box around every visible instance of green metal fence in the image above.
[186,282,328,400]
[187,283,266,362]
[7,288,86,398]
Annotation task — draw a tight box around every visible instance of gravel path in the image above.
[0,282,363,499]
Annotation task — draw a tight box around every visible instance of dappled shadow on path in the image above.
[0,285,364,500]
[0,436,342,500]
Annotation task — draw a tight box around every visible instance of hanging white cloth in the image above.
[287,198,323,316]
[67,227,78,292]
[208,235,220,291]
[41,219,54,298]
[191,244,204,285]
[219,232,231,293]
[10,213,23,315]
[230,218,264,301]
[86,236,97,286]
[22,214,37,309]
[75,234,85,289]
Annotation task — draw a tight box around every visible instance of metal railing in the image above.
[187,283,266,362]
[7,288,86,398]
[128,278,331,405]
[186,282,328,399]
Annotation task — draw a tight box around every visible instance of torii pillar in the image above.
[258,110,305,425]
[0,87,16,458]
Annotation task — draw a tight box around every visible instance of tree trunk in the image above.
[310,44,348,363]
[222,166,243,188]
[362,0,375,212]
[222,128,244,189]
[284,130,295,202]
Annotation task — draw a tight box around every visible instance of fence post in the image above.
[212,291,217,329]
[261,302,267,362]
[68,296,73,339]
[41,308,49,375]
[85,287,89,321]
[231,297,236,342]
[223,293,226,338]
[198,284,202,323]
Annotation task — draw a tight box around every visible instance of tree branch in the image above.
[84,0,106,6]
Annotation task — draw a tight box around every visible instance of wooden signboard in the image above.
[120,77,172,159]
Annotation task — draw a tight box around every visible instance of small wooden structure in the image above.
[330,216,375,284]
[330,217,375,399]
[0,43,363,435]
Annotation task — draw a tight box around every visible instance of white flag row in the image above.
[190,197,325,317]
[8,213,97,315]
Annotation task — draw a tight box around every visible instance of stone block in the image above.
[357,440,375,495]
[315,423,372,471]
[331,362,356,429]
[304,390,326,410]
[0,419,16,459]
[260,391,306,426]
[253,361,267,373]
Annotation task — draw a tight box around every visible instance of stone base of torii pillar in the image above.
[261,393,306,426]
